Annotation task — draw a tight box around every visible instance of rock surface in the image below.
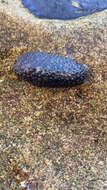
[0,1,107,190]
[22,0,107,20]
[14,51,91,87]
[0,0,107,57]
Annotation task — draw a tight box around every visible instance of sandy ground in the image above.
[0,1,107,190]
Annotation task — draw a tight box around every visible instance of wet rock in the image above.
[22,0,107,20]
[14,51,91,87]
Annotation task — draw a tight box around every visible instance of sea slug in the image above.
[22,0,107,20]
[14,51,92,87]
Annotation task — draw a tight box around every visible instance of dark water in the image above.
[22,0,107,20]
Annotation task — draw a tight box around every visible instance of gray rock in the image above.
[14,51,91,87]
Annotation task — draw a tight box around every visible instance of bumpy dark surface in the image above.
[14,51,91,87]
[22,0,107,20]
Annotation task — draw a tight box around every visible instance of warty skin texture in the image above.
[14,51,92,87]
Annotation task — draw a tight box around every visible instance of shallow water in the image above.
[22,0,107,20]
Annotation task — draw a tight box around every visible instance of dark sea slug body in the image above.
[22,0,107,20]
[14,51,91,87]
